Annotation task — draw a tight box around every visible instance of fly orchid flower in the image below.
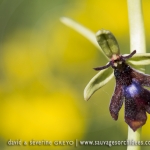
[60,17,150,132]
[85,30,150,131]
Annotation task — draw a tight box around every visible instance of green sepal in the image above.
[84,67,113,101]
[96,30,120,58]
[125,53,150,65]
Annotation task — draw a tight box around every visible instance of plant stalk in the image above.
[127,0,146,150]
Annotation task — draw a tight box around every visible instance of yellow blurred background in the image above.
[0,0,150,150]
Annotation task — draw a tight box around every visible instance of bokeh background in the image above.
[0,0,150,150]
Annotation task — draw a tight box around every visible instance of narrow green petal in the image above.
[84,67,113,101]
[125,53,150,65]
[60,17,108,60]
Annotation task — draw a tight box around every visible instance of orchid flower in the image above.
[61,17,150,132]
[93,30,150,131]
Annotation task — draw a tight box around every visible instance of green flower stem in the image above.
[127,0,146,54]
[127,0,145,150]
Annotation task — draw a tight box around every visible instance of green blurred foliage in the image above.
[0,0,150,150]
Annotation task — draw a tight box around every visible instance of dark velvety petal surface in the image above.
[140,88,150,114]
[125,97,147,132]
[109,83,124,120]
[131,67,150,87]
[124,84,150,131]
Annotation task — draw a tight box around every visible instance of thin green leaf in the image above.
[60,17,108,60]
[84,67,113,101]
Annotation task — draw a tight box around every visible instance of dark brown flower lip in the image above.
[110,67,150,131]
[93,49,150,132]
